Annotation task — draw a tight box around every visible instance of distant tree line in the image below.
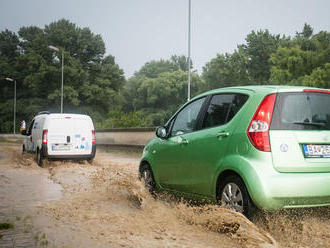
[0,20,329,132]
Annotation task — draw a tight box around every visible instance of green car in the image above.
[139,86,330,218]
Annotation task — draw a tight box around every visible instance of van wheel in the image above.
[36,148,44,167]
[218,175,255,219]
[139,164,156,194]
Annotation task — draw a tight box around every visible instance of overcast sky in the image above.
[1,0,329,77]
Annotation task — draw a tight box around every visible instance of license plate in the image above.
[303,144,330,158]
[52,144,71,151]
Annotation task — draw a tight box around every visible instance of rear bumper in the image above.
[42,144,96,160]
[245,160,330,210]
[258,171,330,210]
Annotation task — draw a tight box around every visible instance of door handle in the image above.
[178,136,189,145]
[216,132,230,138]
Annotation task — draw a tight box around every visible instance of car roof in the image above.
[192,85,327,100]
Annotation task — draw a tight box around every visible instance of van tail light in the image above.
[92,130,96,144]
[42,129,48,144]
[247,94,276,152]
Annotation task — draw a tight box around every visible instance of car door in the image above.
[154,96,207,192]
[178,93,249,197]
[24,119,35,152]
[155,93,249,197]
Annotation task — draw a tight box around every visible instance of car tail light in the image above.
[42,129,48,144]
[247,94,276,152]
[92,130,96,144]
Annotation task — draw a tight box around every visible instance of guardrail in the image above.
[95,127,155,151]
[0,127,156,152]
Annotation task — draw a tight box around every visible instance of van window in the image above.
[271,92,330,130]
[27,120,35,136]
[202,94,249,129]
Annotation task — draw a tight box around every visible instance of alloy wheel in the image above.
[220,182,244,213]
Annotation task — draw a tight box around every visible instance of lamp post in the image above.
[5,77,16,134]
[48,45,64,113]
[187,0,192,101]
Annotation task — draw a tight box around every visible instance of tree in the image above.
[134,59,178,78]
[123,55,204,126]
[128,70,203,126]
[0,19,125,132]
[202,29,286,89]
[241,30,284,84]
[170,55,191,72]
[0,29,20,64]
[296,23,313,39]
[202,48,250,90]
[270,25,330,86]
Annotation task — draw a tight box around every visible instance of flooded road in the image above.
[0,143,329,247]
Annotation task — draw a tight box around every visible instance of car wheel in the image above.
[140,164,156,194]
[218,175,255,219]
[36,148,44,167]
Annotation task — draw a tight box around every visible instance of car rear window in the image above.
[271,92,330,130]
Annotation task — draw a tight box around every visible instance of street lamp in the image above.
[187,0,192,101]
[5,77,16,134]
[48,45,64,113]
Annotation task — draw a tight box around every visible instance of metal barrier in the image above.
[0,127,156,152]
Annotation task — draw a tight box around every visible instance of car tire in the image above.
[36,148,44,167]
[139,164,156,195]
[218,175,256,219]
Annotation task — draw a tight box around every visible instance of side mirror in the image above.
[156,126,167,139]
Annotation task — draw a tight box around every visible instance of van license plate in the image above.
[303,144,330,158]
[52,144,71,151]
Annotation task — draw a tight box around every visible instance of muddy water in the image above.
[1,144,330,247]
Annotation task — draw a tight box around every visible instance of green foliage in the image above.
[1,21,329,132]
[0,222,14,230]
[0,29,20,64]
[202,29,285,89]
[270,27,330,86]
[242,30,284,84]
[124,61,204,126]
[203,24,329,91]
[99,108,148,128]
[202,49,250,90]
[0,19,125,133]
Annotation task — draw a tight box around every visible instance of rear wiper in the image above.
[292,122,326,127]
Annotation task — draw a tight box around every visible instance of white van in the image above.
[21,112,96,166]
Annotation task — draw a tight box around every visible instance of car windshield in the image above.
[271,92,330,130]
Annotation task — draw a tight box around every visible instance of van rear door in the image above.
[269,91,330,172]
[47,115,93,156]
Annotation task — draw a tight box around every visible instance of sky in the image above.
[1,0,329,78]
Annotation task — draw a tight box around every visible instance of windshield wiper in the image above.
[292,121,326,127]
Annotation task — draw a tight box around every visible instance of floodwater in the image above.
[0,143,329,247]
